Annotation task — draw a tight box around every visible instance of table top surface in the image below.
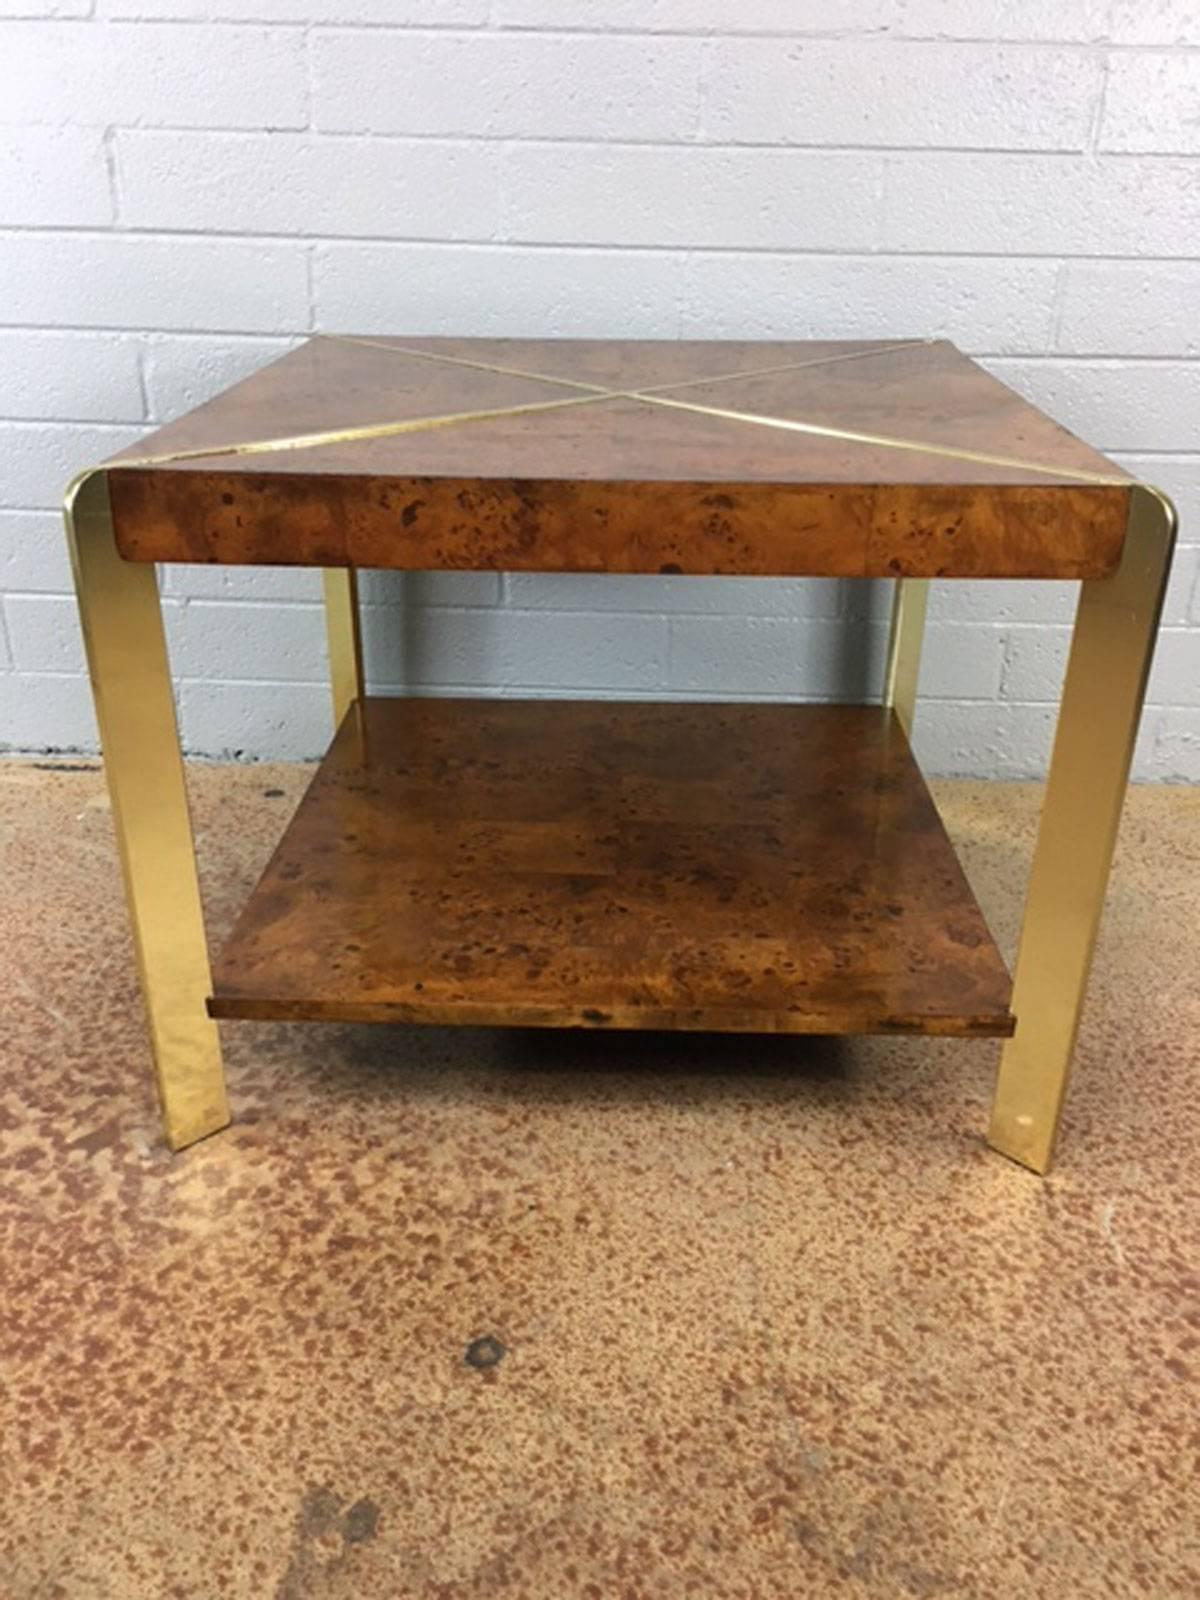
[100,336,1134,580]
[110,335,1124,489]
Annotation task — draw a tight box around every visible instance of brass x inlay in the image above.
[115,336,1132,488]
[334,333,935,399]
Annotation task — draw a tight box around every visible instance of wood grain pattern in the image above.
[209,697,1015,1037]
[103,336,1132,580]
[109,466,1126,581]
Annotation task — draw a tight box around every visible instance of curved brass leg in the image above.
[988,484,1177,1173]
[65,470,229,1150]
[883,577,929,738]
[322,568,364,728]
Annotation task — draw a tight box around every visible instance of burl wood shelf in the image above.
[208,697,1014,1037]
[74,332,1173,1167]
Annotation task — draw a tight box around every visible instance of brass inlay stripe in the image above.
[114,391,612,468]
[333,335,613,395]
[632,338,934,397]
[622,392,1134,488]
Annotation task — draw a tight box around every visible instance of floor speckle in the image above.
[1,758,1197,1598]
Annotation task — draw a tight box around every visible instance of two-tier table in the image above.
[65,337,1176,1173]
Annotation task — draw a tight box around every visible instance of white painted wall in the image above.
[2,0,1198,778]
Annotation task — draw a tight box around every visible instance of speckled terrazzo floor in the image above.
[1,758,1197,1600]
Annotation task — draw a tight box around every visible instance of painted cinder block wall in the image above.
[1,0,1198,778]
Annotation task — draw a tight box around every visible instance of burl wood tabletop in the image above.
[102,336,1131,580]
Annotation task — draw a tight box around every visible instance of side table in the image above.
[65,337,1176,1172]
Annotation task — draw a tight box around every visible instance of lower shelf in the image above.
[209,696,1014,1037]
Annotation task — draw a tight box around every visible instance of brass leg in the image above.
[322,567,364,725]
[988,485,1177,1173]
[65,471,229,1150]
[883,577,929,738]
